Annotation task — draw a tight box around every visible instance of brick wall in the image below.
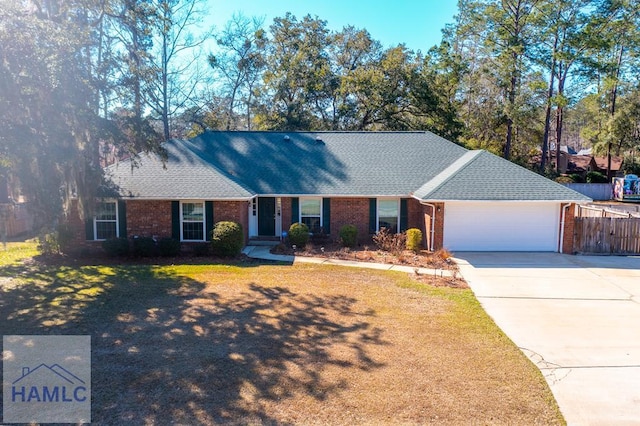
[561,203,576,254]
[66,200,90,245]
[126,200,172,238]
[281,198,292,232]
[420,202,444,251]
[68,197,446,251]
[214,201,249,242]
[330,198,371,243]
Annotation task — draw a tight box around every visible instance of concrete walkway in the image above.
[454,252,640,426]
[242,245,454,277]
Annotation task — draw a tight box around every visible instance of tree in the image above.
[484,0,540,160]
[255,13,334,130]
[0,0,165,230]
[148,0,212,140]
[0,0,104,227]
[328,26,382,130]
[529,0,595,171]
[209,13,266,130]
[575,0,640,177]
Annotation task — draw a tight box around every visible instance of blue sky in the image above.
[205,0,459,52]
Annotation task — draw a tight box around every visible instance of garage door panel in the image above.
[444,202,559,251]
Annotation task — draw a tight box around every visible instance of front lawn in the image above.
[0,242,563,424]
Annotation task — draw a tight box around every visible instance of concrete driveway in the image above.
[454,253,640,426]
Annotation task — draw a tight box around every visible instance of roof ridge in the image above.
[413,150,484,200]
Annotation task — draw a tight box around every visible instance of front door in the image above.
[258,197,276,236]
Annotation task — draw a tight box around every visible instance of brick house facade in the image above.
[74,131,588,253]
[73,196,580,253]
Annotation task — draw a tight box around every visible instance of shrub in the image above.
[373,227,406,254]
[158,238,181,257]
[132,236,157,257]
[191,243,210,257]
[102,237,130,257]
[338,224,358,248]
[288,222,310,247]
[435,248,453,260]
[569,173,584,183]
[37,224,75,255]
[211,221,244,257]
[406,228,423,252]
[586,171,608,183]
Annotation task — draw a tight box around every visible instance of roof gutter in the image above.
[412,197,590,204]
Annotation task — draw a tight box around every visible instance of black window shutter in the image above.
[369,198,377,234]
[85,218,94,240]
[322,198,330,234]
[400,198,408,232]
[205,201,214,241]
[171,201,180,240]
[117,200,127,238]
[291,197,299,225]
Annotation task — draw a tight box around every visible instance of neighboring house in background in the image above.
[545,149,624,178]
[68,131,590,253]
[592,156,624,176]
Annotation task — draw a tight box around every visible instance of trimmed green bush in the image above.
[132,236,157,257]
[158,238,181,257]
[339,224,358,248]
[586,171,608,183]
[211,221,244,257]
[102,237,130,257]
[406,228,423,252]
[288,222,310,247]
[192,243,210,257]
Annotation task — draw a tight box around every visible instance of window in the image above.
[181,201,205,241]
[300,198,321,232]
[94,201,118,240]
[378,199,399,233]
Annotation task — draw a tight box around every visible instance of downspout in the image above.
[422,202,436,251]
[559,203,571,254]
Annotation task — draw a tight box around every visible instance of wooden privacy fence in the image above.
[574,217,640,254]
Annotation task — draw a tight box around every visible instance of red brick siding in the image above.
[561,203,576,254]
[214,201,249,242]
[70,197,444,251]
[420,202,444,251]
[406,197,425,244]
[126,200,173,238]
[329,198,370,243]
[66,200,94,246]
[281,198,292,231]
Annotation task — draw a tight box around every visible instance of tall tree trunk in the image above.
[555,63,566,173]
[503,47,519,160]
[607,44,624,180]
[162,32,170,140]
[541,34,558,173]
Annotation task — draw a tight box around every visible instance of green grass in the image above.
[0,240,39,265]
[0,242,564,424]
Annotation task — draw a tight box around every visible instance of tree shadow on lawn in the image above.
[0,261,387,424]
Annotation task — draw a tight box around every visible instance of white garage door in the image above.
[443,201,560,251]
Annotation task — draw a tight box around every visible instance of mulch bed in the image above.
[270,242,469,289]
[272,241,457,270]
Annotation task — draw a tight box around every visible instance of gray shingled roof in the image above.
[106,131,590,202]
[414,150,592,201]
[105,139,254,199]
